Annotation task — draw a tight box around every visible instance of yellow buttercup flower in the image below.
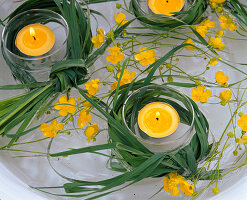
[106,46,125,64]
[111,80,125,91]
[191,85,211,103]
[91,29,104,48]
[216,30,224,37]
[215,71,229,86]
[78,110,92,127]
[111,69,136,91]
[163,172,193,196]
[237,114,247,132]
[200,19,216,29]
[208,37,225,51]
[184,38,195,51]
[82,99,92,110]
[180,181,194,196]
[210,0,226,4]
[117,69,136,84]
[54,96,76,116]
[85,123,99,142]
[219,90,232,101]
[195,25,208,38]
[114,13,128,26]
[236,136,247,144]
[40,120,64,138]
[134,48,155,66]
[229,22,237,31]
[194,18,215,38]
[209,58,218,66]
[85,79,100,95]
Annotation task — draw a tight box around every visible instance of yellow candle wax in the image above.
[15,24,55,56]
[148,0,185,16]
[138,102,179,138]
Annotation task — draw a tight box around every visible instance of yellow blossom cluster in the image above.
[163,172,193,196]
[40,120,64,138]
[111,69,136,91]
[134,48,156,66]
[106,46,125,64]
[91,29,104,48]
[218,15,237,31]
[54,96,76,116]
[191,85,211,103]
[78,110,98,142]
[195,19,215,38]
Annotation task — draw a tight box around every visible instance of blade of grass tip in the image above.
[0,84,52,127]
[50,143,117,157]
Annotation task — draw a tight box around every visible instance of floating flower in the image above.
[191,85,211,103]
[91,29,104,48]
[215,71,229,86]
[237,114,247,132]
[210,0,226,3]
[85,79,100,95]
[184,38,195,51]
[236,136,247,144]
[106,46,125,64]
[114,13,128,26]
[54,96,76,116]
[208,37,225,51]
[219,90,232,101]
[40,120,64,138]
[85,123,99,142]
[134,48,155,66]
[163,172,193,196]
[78,110,92,127]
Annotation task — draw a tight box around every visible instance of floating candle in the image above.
[15,24,55,56]
[148,0,185,16]
[138,102,179,138]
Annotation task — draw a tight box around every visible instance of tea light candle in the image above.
[15,24,55,56]
[148,0,185,15]
[138,102,179,138]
